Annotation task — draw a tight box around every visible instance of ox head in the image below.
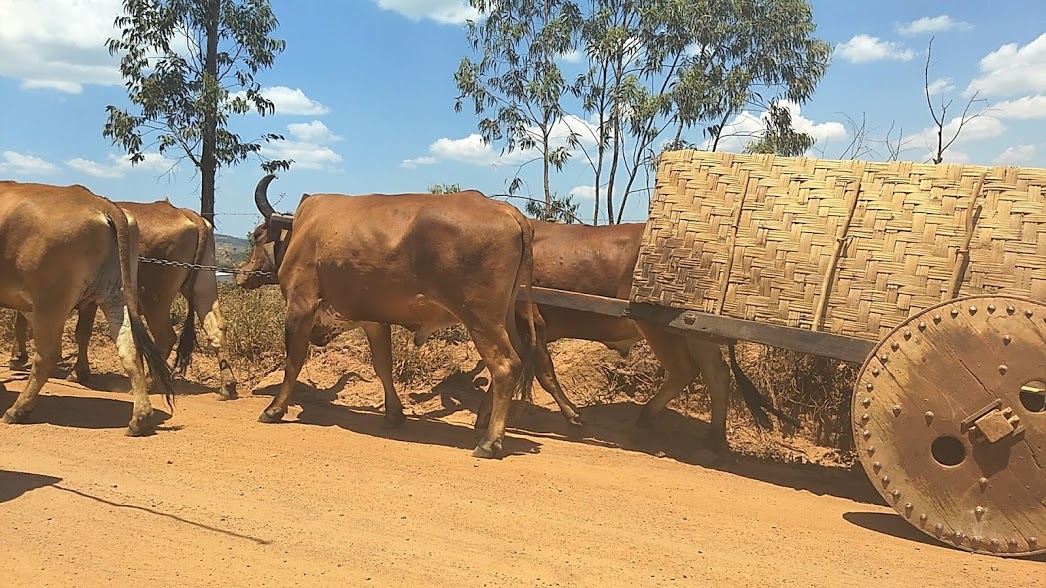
[235,174,283,289]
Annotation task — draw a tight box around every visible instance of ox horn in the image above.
[254,174,277,220]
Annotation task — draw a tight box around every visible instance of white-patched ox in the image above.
[0,181,175,435]
[9,200,236,398]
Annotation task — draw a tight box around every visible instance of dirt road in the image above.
[2,374,1043,587]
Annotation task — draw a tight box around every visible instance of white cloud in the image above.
[263,121,343,171]
[926,77,955,95]
[897,16,973,36]
[428,134,517,167]
[410,113,602,168]
[835,34,915,64]
[559,49,582,63]
[0,151,59,175]
[776,101,848,144]
[704,101,846,154]
[375,0,478,25]
[401,156,437,168]
[991,95,1046,119]
[231,86,330,116]
[966,33,1046,97]
[570,185,596,200]
[286,120,340,144]
[65,152,175,179]
[0,0,124,93]
[993,144,1037,165]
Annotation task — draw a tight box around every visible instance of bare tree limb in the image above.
[924,35,989,164]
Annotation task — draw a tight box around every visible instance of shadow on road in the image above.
[508,399,883,505]
[844,511,1046,561]
[0,470,62,504]
[245,361,882,501]
[0,387,171,431]
[252,378,542,459]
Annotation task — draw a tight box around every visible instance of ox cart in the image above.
[523,150,1045,558]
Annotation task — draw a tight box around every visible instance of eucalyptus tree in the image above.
[455,0,584,220]
[578,0,831,223]
[105,0,291,224]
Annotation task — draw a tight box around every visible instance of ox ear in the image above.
[254,174,278,220]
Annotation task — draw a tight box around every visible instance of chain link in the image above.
[139,256,274,278]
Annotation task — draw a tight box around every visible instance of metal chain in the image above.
[139,256,274,277]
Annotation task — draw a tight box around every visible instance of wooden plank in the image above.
[525,287,630,317]
[516,287,874,364]
[627,303,875,364]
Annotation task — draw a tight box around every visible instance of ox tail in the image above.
[173,210,211,374]
[727,342,800,431]
[106,204,176,410]
[508,206,537,405]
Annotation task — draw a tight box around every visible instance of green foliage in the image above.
[104,0,291,219]
[743,101,816,157]
[455,1,584,217]
[525,192,581,223]
[458,1,831,225]
[583,0,832,222]
[428,183,463,194]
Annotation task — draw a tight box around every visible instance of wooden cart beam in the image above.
[523,287,875,364]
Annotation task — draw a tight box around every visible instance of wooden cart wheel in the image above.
[852,294,1046,556]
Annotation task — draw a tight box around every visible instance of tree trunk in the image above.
[200,0,220,224]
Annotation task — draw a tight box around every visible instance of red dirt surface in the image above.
[2,337,1044,587]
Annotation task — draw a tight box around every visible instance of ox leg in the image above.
[363,323,403,428]
[191,281,237,399]
[142,295,177,386]
[2,313,64,424]
[258,302,317,423]
[102,303,157,436]
[634,327,700,425]
[68,303,98,384]
[469,325,522,459]
[8,312,30,370]
[476,310,582,429]
[530,316,582,426]
[685,338,732,453]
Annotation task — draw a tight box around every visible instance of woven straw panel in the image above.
[630,150,1046,342]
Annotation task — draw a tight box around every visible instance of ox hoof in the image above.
[217,387,238,401]
[471,439,503,460]
[564,410,584,427]
[126,413,156,437]
[258,407,286,424]
[2,408,27,424]
[66,370,92,384]
[8,356,28,370]
[382,410,407,429]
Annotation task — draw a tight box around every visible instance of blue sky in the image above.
[1,1,1045,238]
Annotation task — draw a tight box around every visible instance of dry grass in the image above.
[594,339,858,455]
[0,286,859,459]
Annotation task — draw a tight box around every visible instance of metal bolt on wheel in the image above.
[853,294,1046,557]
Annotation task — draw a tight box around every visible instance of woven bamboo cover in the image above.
[630,150,1046,342]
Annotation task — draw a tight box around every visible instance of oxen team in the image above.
[0,175,788,459]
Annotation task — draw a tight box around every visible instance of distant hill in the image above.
[215,233,250,270]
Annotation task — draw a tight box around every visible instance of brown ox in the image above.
[237,175,536,459]
[486,220,796,452]
[9,200,237,398]
[0,181,175,435]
